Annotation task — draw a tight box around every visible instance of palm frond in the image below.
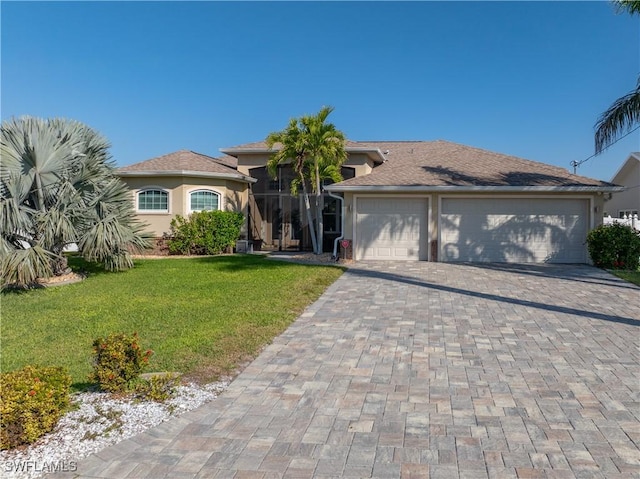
[0,174,36,242]
[614,0,640,15]
[1,245,54,287]
[594,77,640,154]
[0,116,149,280]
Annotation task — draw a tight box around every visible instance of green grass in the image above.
[1,255,344,389]
[610,269,640,286]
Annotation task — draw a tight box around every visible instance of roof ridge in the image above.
[348,140,433,143]
[188,149,221,160]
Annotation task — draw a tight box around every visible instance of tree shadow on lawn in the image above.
[188,254,346,272]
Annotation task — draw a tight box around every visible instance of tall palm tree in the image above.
[0,116,149,287]
[594,1,640,154]
[266,107,347,254]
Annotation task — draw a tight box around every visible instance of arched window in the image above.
[189,190,220,212]
[137,189,168,212]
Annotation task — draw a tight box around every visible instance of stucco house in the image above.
[605,152,639,219]
[117,140,622,263]
[116,150,256,238]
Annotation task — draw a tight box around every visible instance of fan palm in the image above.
[0,116,150,287]
[266,107,347,254]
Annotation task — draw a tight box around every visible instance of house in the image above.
[117,140,622,263]
[605,152,640,219]
[116,150,256,237]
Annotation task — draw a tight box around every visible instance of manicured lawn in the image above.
[610,269,640,286]
[1,255,344,389]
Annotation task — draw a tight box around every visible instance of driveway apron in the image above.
[57,262,639,478]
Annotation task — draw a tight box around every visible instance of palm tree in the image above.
[615,0,640,15]
[0,116,150,287]
[266,107,347,254]
[595,76,640,154]
[594,1,640,154]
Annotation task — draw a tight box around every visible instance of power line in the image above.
[571,125,640,174]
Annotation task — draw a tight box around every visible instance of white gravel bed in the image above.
[0,381,229,479]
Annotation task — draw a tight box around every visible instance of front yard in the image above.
[611,268,640,286]
[1,255,344,389]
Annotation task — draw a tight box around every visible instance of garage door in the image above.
[440,198,588,263]
[355,197,428,260]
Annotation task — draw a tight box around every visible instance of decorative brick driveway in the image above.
[61,263,639,478]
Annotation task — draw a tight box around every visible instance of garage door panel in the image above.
[441,198,588,263]
[356,198,428,261]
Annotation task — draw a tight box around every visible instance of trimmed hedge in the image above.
[0,365,72,449]
[587,223,640,270]
[168,211,244,255]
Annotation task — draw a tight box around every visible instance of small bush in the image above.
[89,332,153,393]
[168,210,244,255]
[134,373,181,402]
[0,365,72,450]
[587,223,640,270]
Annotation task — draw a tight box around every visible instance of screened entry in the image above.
[248,166,354,251]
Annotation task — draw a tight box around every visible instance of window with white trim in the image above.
[137,189,168,212]
[189,190,220,212]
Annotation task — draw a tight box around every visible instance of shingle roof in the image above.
[117,150,240,175]
[332,140,615,188]
[224,139,615,188]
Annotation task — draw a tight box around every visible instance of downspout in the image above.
[326,190,344,260]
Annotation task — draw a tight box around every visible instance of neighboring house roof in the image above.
[611,152,640,184]
[117,150,254,183]
[321,140,621,192]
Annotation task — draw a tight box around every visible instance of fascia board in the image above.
[221,146,386,164]
[117,170,257,184]
[324,185,625,193]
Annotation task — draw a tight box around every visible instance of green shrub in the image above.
[168,210,244,255]
[89,332,153,393]
[0,365,72,449]
[134,373,181,402]
[587,223,640,270]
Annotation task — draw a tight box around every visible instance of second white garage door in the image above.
[440,198,589,263]
[355,197,428,260]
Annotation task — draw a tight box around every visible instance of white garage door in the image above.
[440,198,589,263]
[355,197,428,260]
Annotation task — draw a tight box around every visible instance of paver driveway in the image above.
[60,262,639,478]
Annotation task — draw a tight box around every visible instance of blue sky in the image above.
[2,1,638,181]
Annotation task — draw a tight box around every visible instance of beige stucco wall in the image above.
[234,152,376,177]
[343,153,375,177]
[121,176,249,236]
[605,160,640,217]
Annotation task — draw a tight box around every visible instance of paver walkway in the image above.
[59,262,639,478]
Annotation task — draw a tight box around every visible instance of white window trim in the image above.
[136,187,170,214]
[618,209,639,218]
[186,188,223,213]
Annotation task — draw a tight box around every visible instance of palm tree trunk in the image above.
[314,162,323,255]
[315,193,323,255]
[51,245,69,275]
[301,183,318,254]
[35,174,45,211]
